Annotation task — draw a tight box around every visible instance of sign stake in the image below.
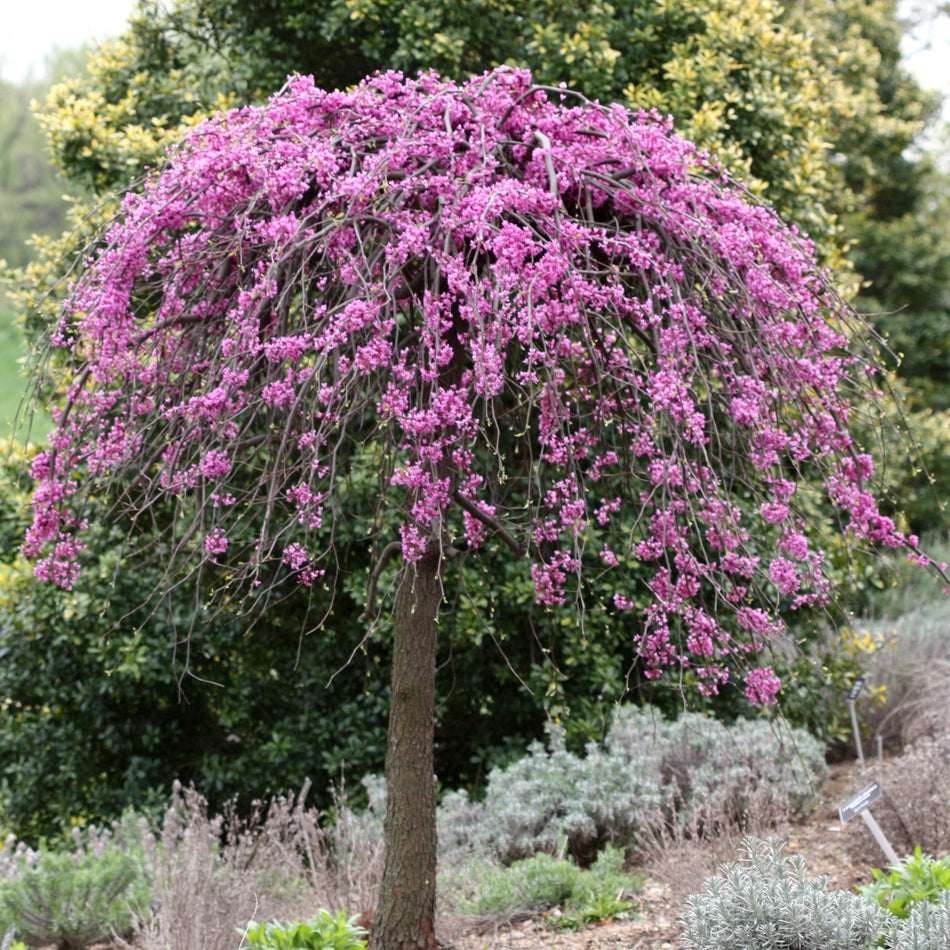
[846,676,867,769]
[860,810,901,867]
[839,782,901,867]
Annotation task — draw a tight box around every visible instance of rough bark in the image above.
[370,544,441,950]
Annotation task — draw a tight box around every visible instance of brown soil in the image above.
[441,759,888,950]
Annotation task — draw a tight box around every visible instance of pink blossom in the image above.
[769,557,800,597]
[281,542,309,571]
[760,502,789,524]
[744,666,782,705]
[200,450,232,479]
[204,529,229,558]
[779,530,809,561]
[262,377,297,410]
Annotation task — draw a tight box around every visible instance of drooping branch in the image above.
[451,490,527,558]
[360,540,402,622]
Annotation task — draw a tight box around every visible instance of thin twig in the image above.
[360,540,402,621]
[530,130,559,197]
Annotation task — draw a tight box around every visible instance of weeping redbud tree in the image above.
[25,68,935,949]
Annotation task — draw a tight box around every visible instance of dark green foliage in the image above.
[0,445,390,841]
[766,622,869,749]
[0,535,388,842]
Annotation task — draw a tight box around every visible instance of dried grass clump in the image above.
[866,645,950,748]
[844,734,950,865]
[641,782,803,900]
[134,781,383,950]
[856,553,950,747]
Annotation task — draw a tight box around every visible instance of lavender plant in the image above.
[437,707,826,864]
[0,818,151,950]
[680,837,883,950]
[606,707,827,822]
[885,892,950,950]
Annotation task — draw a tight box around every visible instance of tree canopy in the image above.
[27,68,917,691]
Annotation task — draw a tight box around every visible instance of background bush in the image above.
[437,707,826,866]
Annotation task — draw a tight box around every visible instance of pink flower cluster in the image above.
[24,67,921,702]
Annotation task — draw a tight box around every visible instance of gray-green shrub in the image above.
[439,728,665,864]
[886,892,950,950]
[0,815,151,950]
[607,707,826,817]
[680,837,883,950]
[438,707,827,864]
[446,845,639,928]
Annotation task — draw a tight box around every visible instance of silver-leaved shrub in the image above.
[680,837,883,950]
[437,707,826,864]
[886,892,950,949]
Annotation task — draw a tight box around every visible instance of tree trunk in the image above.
[370,545,441,950]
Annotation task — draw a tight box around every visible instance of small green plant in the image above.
[448,846,639,929]
[859,847,950,919]
[240,910,368,950]
[0,837,150,950]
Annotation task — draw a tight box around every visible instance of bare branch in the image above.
[360,540,402,622]
[451,490,527,558]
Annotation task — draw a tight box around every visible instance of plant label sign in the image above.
[838,782,881,823]
[838,782,900,866]
[846,676,867,703]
